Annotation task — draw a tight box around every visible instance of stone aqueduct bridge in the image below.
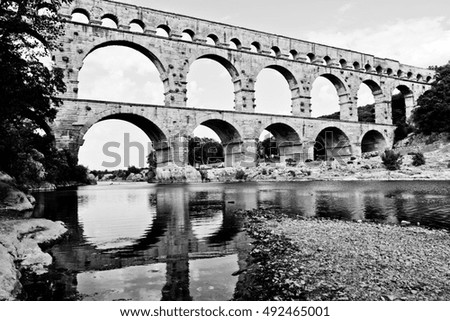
[52,0,434,166]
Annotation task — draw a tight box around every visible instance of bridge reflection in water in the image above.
[32,183,253,301]
[31,181,450,300]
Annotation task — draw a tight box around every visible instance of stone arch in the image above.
[360,130,387,154]
[71,8,90,23]
[101,14,119,28]
[78,40,169,103]
[192,118,243,167]
[181,29,195,41]
[319,73,348,95]
[254,64,300,115]
[186,54,238,110]
[83,40,167,76]
[289,50,298,60]
[265,65,299,90]
[191,53,239,79]
[307,53,315,62]
[250,41,261,53]
[77,110,170,166]
[206,34,219,46]
[156,24,171,37]
[229,38,242,50]
[129,19,145,32]
[358,79,383,123]
[313,126,352,161]
[270,46,281,58]
[393,84,414,121]
[312,72,352,119]
[260,123,302,162]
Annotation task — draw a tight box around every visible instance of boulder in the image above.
[87,173,97,185]
[0,172,14,184]
[0,244,22,301]
[0,182,34,212]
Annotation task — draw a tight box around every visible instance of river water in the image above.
[25,180,450,300]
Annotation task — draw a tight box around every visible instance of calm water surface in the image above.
[27,180,450,300]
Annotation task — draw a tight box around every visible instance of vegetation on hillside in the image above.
[412,63,450,135]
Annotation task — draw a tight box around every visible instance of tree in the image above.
[188,137,223,166]
[0,1,72,184]
[381,149,402,171]
[412,64,450,135]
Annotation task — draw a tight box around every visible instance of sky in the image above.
[75,0,450,169]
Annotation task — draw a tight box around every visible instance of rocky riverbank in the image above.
[0,219,67,300]
[233,209,450,301]
[0,172,69,300]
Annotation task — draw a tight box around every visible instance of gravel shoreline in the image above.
[234,209,450,301]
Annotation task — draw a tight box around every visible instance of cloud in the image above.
[305,16,450,67]
[338,2,354,14]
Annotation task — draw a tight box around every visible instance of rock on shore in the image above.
[0,219,67,301]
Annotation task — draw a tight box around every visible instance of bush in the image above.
[381,149,403,170]
[412,152,426,167]
[235,169,247,180]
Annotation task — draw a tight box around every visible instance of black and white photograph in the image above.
[1,0,449,319]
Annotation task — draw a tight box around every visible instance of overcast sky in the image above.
[76,0,450,169]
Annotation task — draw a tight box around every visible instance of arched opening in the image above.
[357,82,377,123]
[71,9,90,23]
[386,68,393,76]
[324,56,332,66]
[229,38,241,50]
[190,120,242,167]
[307,53,315,63]
[181,29,195,41]
[206,34,219,46]
[407,71,413,79]
[314,127,352,161]
[156,25,170,38]
[78,44,165,104]
[339,59,348,68]
[255,66,297,115]
[361,130,387,154]
[365,64,372,72]
[129,19,145,33]
[258,123,302,164]
[250,41,261,53]
[392,85,413,141]
[101,14,118,29]
[289,50,298,60]
[186,56,237,110]
[376,66,383,74]
[311,75,345,118]
[353,61,361,70]
[397,70,403,78]
[270,46,281,58]
[78,114,168,170]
